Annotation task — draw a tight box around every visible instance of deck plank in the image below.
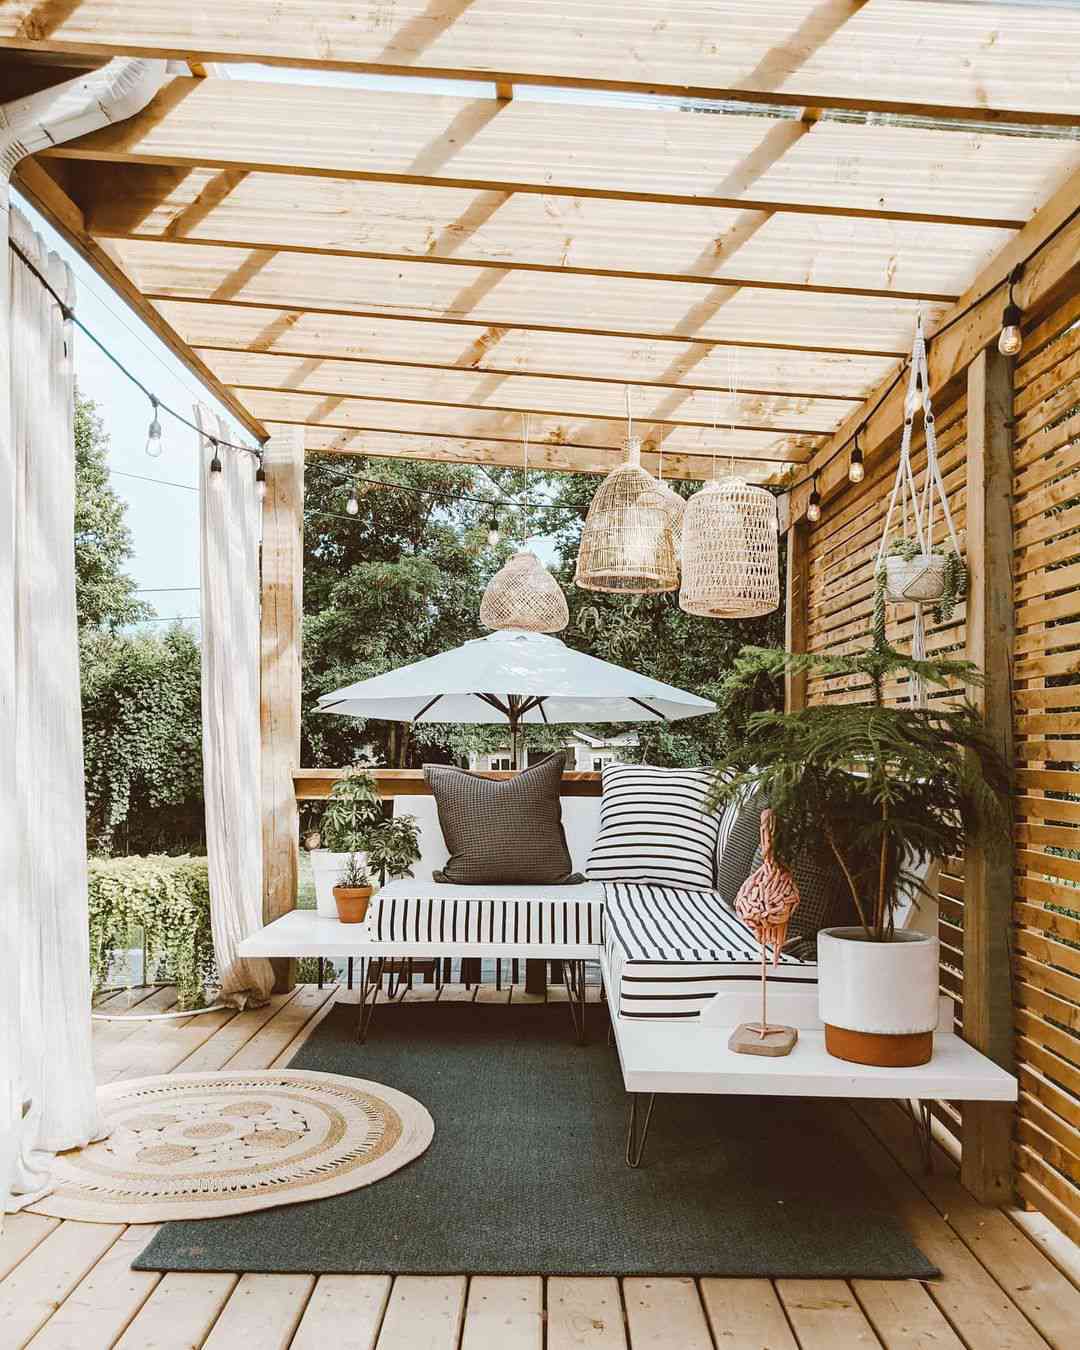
[699,1278,798,1349]
[374,1275,467,1350]
[0,1214,60,1282]
[547,1277,627,1350]
[290,1274,391,1350]
[201,1272,314,1349]
[0,1220,124,1349]
[227,985,338,1070]
[269,985,344,1068]
[622,1278,712,1350]
[855,1100,1080,1350]
[177,990,298,1072]
[851,1279,966,1350]
[776,1281,881,1348]
[27,1225,161,1350]
[114,1273,239,1350]
[461,1276,543,1350]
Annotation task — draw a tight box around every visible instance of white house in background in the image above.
[468,729,640,773]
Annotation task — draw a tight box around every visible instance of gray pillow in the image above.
[424,753,583,885]
[715,791,766,908]
[742,841,858,961]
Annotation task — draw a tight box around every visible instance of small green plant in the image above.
[336,853,372,889]
[319,769,422,884]
[873,537,967,644]
[710,643,1009,942]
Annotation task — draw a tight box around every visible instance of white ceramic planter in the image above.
[310,850,367,918]
[883,554,947,604]
[818,927,940,1066]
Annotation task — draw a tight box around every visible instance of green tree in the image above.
[74,389,151,631]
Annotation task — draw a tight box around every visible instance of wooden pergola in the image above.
[3,1,1079,1240]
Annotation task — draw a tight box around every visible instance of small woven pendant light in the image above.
[679,475,780,618]
[640,442,685,561]
[479,413,569,632]
[480,550,569,632]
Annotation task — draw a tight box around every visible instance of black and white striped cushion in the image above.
[371,881,605,946]
[585,764,722,890]
[603,882,816,1020]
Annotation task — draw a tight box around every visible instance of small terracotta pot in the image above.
[333,885,373,924]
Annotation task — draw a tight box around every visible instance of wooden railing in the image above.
[294,768,603,799]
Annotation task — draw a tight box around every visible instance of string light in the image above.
[208,440,223,483]
[998,264,1024,357]
[144,395,163,458]
[806,476,822,523]
[487,507,501,547]
[345,485,360,515]
[848,430,865,484]
[255,463,267,500]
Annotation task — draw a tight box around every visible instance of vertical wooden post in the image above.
[260,426,304,993]
[962,344,1016,1204]
[785,522,809,709]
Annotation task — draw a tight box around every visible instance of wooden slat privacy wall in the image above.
[802,299,1080,1241]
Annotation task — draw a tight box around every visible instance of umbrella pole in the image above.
[509,702,548,998]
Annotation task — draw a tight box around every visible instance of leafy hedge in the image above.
[88,855,217,1009]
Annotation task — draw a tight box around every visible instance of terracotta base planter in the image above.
[333,885,373,924]
[818,927,939,1068]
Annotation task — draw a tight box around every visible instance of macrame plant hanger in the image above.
[874,317,962,706]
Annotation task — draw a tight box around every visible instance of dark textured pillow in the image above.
[741,841,858,960]
[424,753,583,885]
[715,792,766,908]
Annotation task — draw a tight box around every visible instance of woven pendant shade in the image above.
[645,478,685,561]
[679,477,780,618]
[480,550,569,633]
[575,439,679,593]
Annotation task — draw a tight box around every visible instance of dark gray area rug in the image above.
[136,1000,938,1279]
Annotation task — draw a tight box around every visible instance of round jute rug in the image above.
[29,1070,434,1222]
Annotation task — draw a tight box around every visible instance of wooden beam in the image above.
[784,523,809,710]
[295,424,789,483]
[4,2,1080,126]
[791,166,1080,524]
[295,769,602,799]
[10,158,268,443]
[72,163,977,305]
[962,343,1017,1207]
[157,300,896,397]
[260,425,304,992]
[44,77,1038,230]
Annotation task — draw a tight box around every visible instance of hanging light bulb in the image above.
[487,506,501,547]
[144,394,163,458]
[209,439,223,484]
[848,432,865,484]
[807,477,822,523]
[255,462,267,501]
[998,265,1023,357]
[345,484,360,515]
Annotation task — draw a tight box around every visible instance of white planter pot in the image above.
[883,554,947,604]
[310,850,367,918]
[818,927,940,1066]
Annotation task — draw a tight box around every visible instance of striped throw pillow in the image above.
[585,764,722,890]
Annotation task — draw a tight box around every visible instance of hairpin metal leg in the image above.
[625,1093,656,1169]
[904,1098,933,1173]
[357,957,385,1043]
[561,959,587,1044]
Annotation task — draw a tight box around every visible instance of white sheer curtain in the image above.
[2,209,102,1212]
[197,408,274,1008]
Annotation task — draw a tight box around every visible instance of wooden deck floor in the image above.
[2,981,1079,1349]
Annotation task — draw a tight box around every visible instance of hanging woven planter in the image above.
[480,551,569,633]
[679,477,780,619]
[574,438,679,593]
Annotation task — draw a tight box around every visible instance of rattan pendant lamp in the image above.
[479,414,569,633]
[574,390,679,593]
[679,376,780,618]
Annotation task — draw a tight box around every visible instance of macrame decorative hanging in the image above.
[574,390,678,593]
[678,363,780,618]
[873,317,965,706]
[479,414,569,632]
[679,476,780,618]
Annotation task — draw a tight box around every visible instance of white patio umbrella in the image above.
[317,627,716,765]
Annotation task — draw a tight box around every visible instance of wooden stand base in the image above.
[728,1023,798,1057]
[825,1024,933,1067]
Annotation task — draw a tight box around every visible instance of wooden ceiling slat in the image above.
[155,300,898,397]
[196,349,854,432]
[113,238,927,355]
[4,2,1080,124]
[242,390,819,461]
[45,77,1079,229]
[295,424,787,484]
[75,164,1014,303]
